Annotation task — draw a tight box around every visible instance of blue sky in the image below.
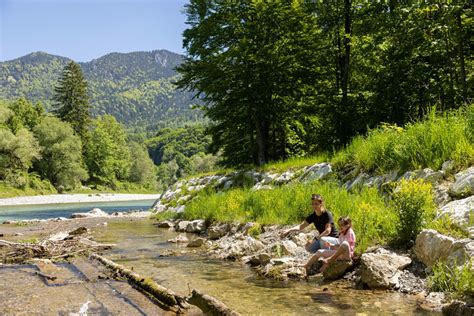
[0,0,188,62]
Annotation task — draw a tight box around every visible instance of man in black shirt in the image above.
[281,194,338,253]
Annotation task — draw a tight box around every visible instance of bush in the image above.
[390,179,436,246]
[429,260,474,299]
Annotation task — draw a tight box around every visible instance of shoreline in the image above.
[0,193,161,206]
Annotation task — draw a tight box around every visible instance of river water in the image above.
[0,199,157,222]
[92,219,439,315]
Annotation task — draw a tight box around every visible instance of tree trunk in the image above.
[457,10,467,104]
[340,0,352,143]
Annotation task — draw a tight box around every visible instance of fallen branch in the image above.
[90,253,187,311]
[188,289,241,316]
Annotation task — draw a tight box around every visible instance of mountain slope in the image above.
[0,50,201,127]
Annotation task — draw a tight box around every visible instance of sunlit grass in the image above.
[184,181,395,253]
[333,106,474,174]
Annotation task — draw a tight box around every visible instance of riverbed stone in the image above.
[323,260,353,280]
[359,248,412,289]
[449,167,474,198]
[186,219,206,233]
[214,236,264,259]
[442,300,474,316]
[175,220,190,232]
[155,220,174,228]
[414,229,473,267]
[167,233,188,243]
[438,196,474,231]
[291,232,311,247]
[208,223,230,239]
[187,238,205,247]
[71,208,108,218]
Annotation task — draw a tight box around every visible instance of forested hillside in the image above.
[0,50,201,127]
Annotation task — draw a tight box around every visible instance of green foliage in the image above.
[0,127,41,187]
[247,223,262,238]
[33,116,88,189]
[429,260,474,299]
[185,181,394,253]
[53,61,91,140]
[6,98,44,132]
[390,179,436,246]
[128,142,157,189]
[178,0,324,166]
[0,51,201,128]
[147,125,218,188]
[153,211,179,222]
[86,115,132,185]
[333,108,474,174]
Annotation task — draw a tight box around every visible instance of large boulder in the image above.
[414,229,474,267]
[438,196,474,231]
[359,248,412,289]
[449,167,474,198]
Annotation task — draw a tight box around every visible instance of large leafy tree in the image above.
[33,117,88,189]
[85,115,132,185]
[177,0,322,166]
[53,61,91,141]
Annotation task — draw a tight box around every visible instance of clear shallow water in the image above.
[0,199,156,221]
[93,220,440,316]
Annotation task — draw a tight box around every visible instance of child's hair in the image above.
[338,216,352,227]
[311,194,326,212]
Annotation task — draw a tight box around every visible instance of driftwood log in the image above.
[90,253,187,311]
[0,232,115,263]
[188,289,241,316]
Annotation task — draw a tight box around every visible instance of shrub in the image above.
[429,260,474,299]
[390,179,436,246]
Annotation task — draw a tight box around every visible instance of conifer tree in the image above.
[53,61,91,141]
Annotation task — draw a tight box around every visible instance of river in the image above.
[0,202,439,315]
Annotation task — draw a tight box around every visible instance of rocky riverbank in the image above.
[158,218,473,314]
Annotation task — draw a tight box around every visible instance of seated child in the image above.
[303,216,356,275]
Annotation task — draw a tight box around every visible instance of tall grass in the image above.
[184,181,396,253]
[429,260,474,299]
[260,153,329,173]
[333,106,474,174]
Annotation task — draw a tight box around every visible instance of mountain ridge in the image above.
[0,49,200,128]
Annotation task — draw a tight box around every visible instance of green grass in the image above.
[260,154,329,173]
[429,260,474,299]
[0,181,57,198]
[333,106,474,174]
[184,181,396,253]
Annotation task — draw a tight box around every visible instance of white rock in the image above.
[360,248,411,289]
[438,196,474,231]
[186,219,206,233]
[299,163,332,183]
[167,233,188,243]
[449,167,474,197]
[175,220,190,232]
[414,229,474,267]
